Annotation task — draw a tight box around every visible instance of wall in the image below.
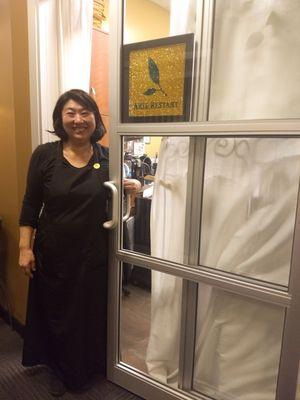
[145,137,162,159]
[124,0,170,44]
[0,0,167,324]
[0,0,32,324]
[90,28,110,147]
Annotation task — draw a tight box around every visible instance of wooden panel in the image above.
[90,29,109,116]
[100,114,109,147]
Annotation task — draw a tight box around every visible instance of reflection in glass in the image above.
[123,0,196,45]
[121,137,189,387]
[194,283,285,400]
[120,264,151,372]
[120,264,182,387]
[122,1,196,125]
[121,136,300,395]
[122,136,190,265]
[123,136,300,286]
[200,138,300,287]
[209,0,300,120]
[122,136,161,256]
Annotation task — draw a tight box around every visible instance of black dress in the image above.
[19,141,109,389]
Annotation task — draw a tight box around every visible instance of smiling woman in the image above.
[18,89,139,396]
[62,102,95,139]
[18,89,109,395]
[62,101,96,167]
[19,89,139,396]
[51,89,106,143]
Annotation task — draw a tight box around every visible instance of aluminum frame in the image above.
[24,0,300,398]
[178,138,206,390]
[116,249,291,307]
[190,0,205,121]
[196,0,215,121]
[276,182,300,400]
[116,122,300,134]
[107,1,300,400]
[106,0,123,379]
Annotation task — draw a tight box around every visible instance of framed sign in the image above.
[122,33,194,123]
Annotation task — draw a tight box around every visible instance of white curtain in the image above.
[145,0,195,386]
[169,0,195,35]
[194,138,300,400]
[39,0,60,142]
[146,137,189,385]
[209,0,300,120]
[38,0,93,143]
[57,0,93,93]
[147,0,300,398]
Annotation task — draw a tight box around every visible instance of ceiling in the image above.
[150,0,170,11]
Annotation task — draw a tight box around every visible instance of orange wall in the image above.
[90,28,110,147]
[0,0,32,324]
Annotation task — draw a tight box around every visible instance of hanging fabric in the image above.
[169,0,195,35]
[146,0,195,386]
[147,1,300,399]
[57,0,93,93]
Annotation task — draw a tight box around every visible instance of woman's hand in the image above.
[19,248,36,278]
[123,179,141,194]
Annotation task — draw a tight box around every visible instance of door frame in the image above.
[26,0,300,399]
[27,0,42,149]
[107,1,300,400]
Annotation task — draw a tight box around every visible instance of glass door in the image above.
[106,1,300,400]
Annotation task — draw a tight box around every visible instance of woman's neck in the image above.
[62,139,94,168]
[63,140,92,153]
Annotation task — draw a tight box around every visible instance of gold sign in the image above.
[122,34,194,122]
[129,43,186,117]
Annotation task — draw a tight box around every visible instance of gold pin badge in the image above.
[93,163,101,169]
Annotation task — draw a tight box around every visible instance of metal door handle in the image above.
[103,181,118,229]
[123,193,131,222]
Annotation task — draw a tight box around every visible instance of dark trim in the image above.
[0,305,25,338]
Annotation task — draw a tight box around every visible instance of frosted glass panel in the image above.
[200,138,300,286]
[209,0,300,120]
[193,283,285,400]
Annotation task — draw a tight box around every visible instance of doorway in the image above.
[107,1,300,400]
[27,1,300,400]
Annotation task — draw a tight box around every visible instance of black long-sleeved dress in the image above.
[19,140,109,389]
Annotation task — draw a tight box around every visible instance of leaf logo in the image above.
[143,57,167,96]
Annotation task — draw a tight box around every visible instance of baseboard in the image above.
[0,305,24,338]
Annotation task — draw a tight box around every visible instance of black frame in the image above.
[122,33,194,123]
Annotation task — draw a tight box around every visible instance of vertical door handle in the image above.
[122,193,131,222]
[103,181,118,229]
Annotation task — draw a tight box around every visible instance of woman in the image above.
[19,89,139,396]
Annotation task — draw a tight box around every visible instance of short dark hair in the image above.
[50,89,106,143]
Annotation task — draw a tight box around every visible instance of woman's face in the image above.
[62,99,96,143]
